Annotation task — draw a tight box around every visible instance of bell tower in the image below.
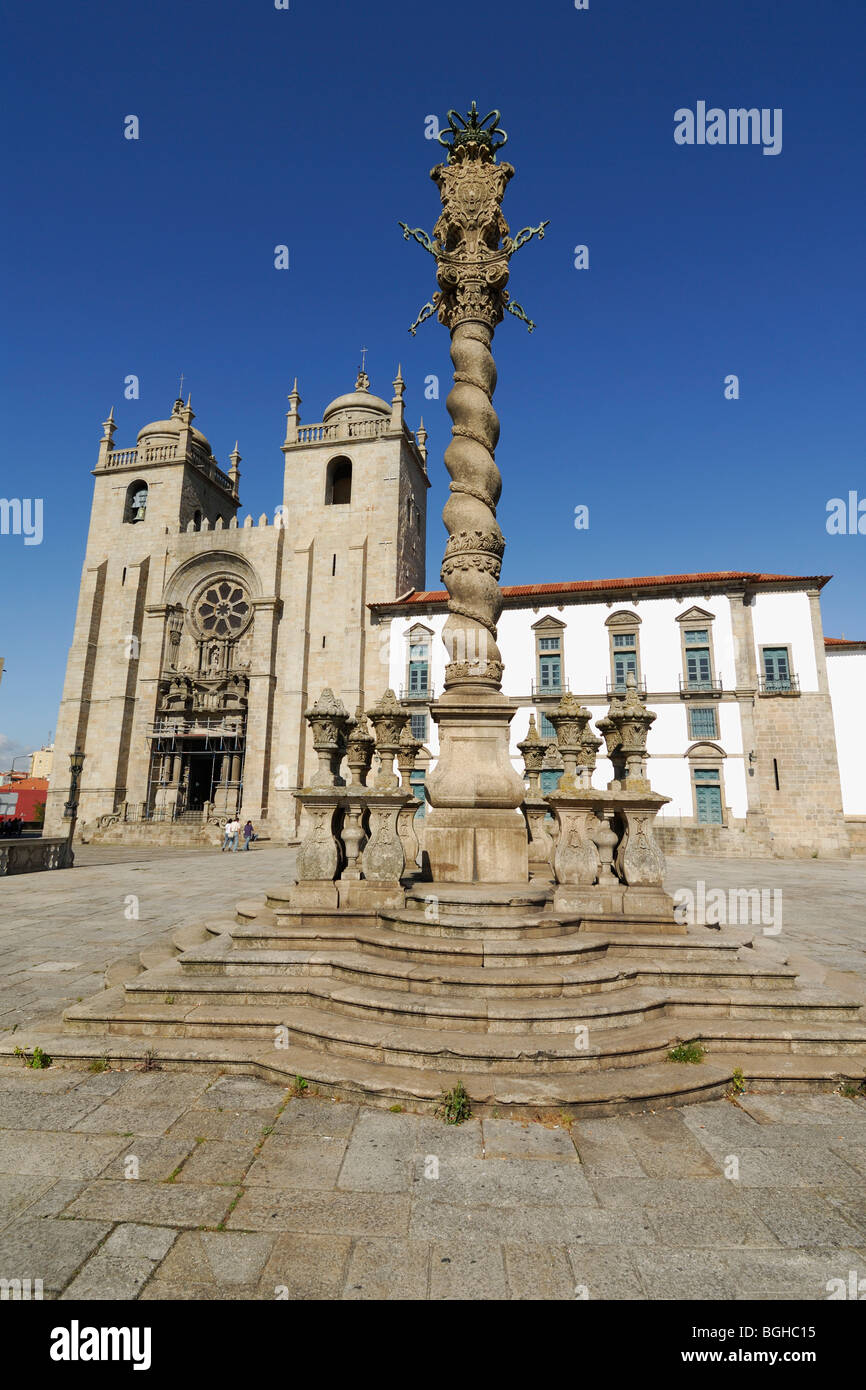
[271,365,429,816]
[43,398,241,835]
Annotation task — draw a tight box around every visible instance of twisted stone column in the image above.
[440,322,505,686]
[402,105,547,883]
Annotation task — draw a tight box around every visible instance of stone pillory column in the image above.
[400,103,548,884]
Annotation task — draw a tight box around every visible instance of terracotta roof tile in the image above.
[370,571,832,612]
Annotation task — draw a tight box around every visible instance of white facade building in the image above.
[374,570,861,858]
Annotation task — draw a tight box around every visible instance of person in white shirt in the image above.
[222,818,240,852]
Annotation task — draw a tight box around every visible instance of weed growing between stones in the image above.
[667,1042,705,1064]
[88,1055,110,1073]
[436,1080,471,1125]
[13,1045,52,1069]
[730,1067,746,1095]
[291,1075,309,1097]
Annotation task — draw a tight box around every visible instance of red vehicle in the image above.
[0,775,48,830]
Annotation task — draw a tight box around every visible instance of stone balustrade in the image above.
[0,838,73,875]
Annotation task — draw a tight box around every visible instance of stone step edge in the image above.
[177,944,798,990]
[62,988,866,1059]
[0,1032,860,1116]
[229,920,750,959]
[118,973,861,1020]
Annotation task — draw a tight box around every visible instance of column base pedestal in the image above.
[422,807,529,884]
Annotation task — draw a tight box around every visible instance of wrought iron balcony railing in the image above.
[399,685,432,702]
[678,675,723,696]
[605,677,647,697]
[758,673,800,696]
[531,679,570,699]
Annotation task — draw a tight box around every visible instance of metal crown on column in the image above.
[401,104,548,882]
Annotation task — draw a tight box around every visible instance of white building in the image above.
[374,570,863,858]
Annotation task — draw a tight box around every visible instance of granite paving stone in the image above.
[66,1180,237,1228]
[566,1246,646,1300]
[0,1129,127,1179]
[259,1233,352,1300]
[503,1243,577,1299]
[154,1230,275,1288]
[227,1188,411,1236]
[429,1240,507,1300]
[342,1236,430,1300]
[246,1133,347,1189]
[0,1216,112,1294]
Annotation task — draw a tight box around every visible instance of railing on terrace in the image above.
[758,673,800,695]
[678,675,723,696]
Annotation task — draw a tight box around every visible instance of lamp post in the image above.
[64,749,85,865]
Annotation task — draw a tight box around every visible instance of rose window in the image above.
[195,580,250,637]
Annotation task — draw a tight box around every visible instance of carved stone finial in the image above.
[304,688,350,788]
[366,689,410,791]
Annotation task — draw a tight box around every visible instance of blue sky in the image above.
[1,0,864,760]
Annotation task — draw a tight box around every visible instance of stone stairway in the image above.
[14,882,862,1117]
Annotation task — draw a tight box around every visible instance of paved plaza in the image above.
[0,846,864,1300]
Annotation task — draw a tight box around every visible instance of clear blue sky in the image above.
[2,0,864,761]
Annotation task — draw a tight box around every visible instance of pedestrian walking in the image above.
[222,818,240,852]
[243,820,255,850]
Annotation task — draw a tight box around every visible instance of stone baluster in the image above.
[518,714,555,883]
[396,723,423,873]
[304,688,350,788]
[547,693,592,794]
[366,689,409,792]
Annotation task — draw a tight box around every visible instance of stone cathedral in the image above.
[43,369,429,842]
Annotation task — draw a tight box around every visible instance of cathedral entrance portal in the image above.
[147,731,245,820]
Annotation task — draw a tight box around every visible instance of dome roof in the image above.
[137,399,211,452]
[323,371,390,422]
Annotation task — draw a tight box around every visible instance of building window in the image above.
[761,646,793,692]
[540,769,563,794]
[124,480,148,524]
[688,707,718,740]
[409,769,426,818]
[410,713,428,742]
[693,768,723,823]
[403,625,432,700]
[605,610,642,691]
[684,630,712,689]
[192,510,202,532]
[539,713,557,741]
[532,618,566,695]
[325,456,352,505]
[676,608,719,693]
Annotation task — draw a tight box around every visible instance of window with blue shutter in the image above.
[688,707,718,740]
[763,647,791,691]
[540,770,563,794]
[540,714,556,741]
[694,768,723,823]
[410,713,428,742]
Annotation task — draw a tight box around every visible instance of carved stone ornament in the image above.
[550,803,601,887]
[517,713,546,794]
[400,103,547,694]
[366,689,410,791]
[304,688,350,788]
[615,807,666,887]
[361,800,407,881]
[548,694,593,794]
[345,706,375,790]
[296,794,342,882]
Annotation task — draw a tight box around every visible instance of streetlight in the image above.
[63,749,85,865]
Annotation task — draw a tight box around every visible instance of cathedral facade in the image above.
[44,369,428,842]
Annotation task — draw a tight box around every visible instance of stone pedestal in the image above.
[524,797,556,884]
[547,792,601,887]
[361,791,411,883]
[424,691,529,883]
[294,795,341,889]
